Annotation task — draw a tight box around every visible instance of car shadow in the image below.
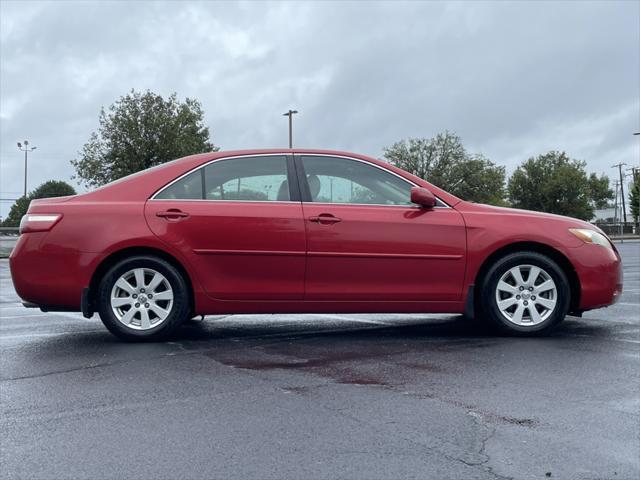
[4,313,618,385]
[173,314,484,341]
[12,313,616,363]
[174,313,609,340]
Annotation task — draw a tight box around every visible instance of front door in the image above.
[297,155,466,302]
[145,155,306,300]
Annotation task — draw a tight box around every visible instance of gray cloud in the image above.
[1,0,638,216]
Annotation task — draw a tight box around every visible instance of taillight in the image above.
[19,214,62,234]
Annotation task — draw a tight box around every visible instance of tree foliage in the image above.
[1,180,76,227]
[449,155,507,206]
[630,174,640,227]
[71,90,216,188]
[383,132,506,205]
[588,172,613,209]
[507,151,613,220]
[30,180,77,199]
[1,197,30,228]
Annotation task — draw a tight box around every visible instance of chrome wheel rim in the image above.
[110,268,174,330]
[495,264,557,326]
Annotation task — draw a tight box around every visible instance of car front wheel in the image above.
[479,251,571,335]
[97,255,191,341]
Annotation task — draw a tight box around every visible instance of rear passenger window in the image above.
[155,156,291,201]
[204,156,289,201]
[155,170,203,200]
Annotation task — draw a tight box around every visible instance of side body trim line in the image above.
[192,248,462,260]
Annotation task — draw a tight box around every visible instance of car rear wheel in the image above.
[478,251,570,335]
[97,255,190,341]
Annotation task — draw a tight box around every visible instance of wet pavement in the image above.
[0,235,18,258]
[1,243,639,480]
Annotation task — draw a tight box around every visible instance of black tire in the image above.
[97,255,191,341]
[477,251,570,335]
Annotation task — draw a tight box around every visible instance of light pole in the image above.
[282,109,298,148]
[17,140,37,197]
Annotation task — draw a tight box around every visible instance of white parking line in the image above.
[0,332,75,340]
[314,314,393,325]
[1,314,55,320]
[570,334,640,345]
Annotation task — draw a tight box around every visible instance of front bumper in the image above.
[569,242,623,311]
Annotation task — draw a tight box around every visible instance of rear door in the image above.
[145,154,306,300]
[296,155,466,302]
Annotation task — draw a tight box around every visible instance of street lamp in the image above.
[17,140,37,197]
[282,109,298,148]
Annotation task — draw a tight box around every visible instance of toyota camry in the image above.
[9,149,623,341]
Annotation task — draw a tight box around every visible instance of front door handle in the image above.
[309,213,342,225]
[156,209,190,221]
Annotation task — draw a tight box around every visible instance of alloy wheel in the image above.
[494,264,558,326]
[110,268,174,330]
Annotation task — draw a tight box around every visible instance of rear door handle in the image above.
[309,213,342,225]
[156,209,190,221]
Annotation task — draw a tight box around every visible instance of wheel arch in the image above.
[474,241,581,314]
[86,246,195,317]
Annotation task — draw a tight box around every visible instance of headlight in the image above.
[568,228,613,249]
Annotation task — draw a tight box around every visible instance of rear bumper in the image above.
[570,243,623,311]
[9,233,102,311]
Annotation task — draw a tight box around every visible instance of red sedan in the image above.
[10,149,623,341]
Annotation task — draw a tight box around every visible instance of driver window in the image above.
[301,156,413,205]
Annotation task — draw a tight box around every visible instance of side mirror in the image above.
[410,187,436,208]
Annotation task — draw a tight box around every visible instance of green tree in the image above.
[507,151,613,220]
[449,155,507,206]
[588,173,613,209]
[630,175,640,227]
[71,90,216,188]
[1,197,30,228]
[383,131,506,205]
[2,180,76,227]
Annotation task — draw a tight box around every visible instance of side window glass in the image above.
[301,156,413,205]
[155,170,203,200]
[204,156,290,201]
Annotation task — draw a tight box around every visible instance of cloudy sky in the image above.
[0,0,638,216]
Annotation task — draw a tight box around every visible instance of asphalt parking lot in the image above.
[1,243,638,480]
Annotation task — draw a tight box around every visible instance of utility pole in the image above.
[632,133,640,182]
[282,110,298,148]
[613,181,622,240]
[612,162,627,225]
[613,181,619,224]
[631,134,640,182]
[17,140,37,197]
